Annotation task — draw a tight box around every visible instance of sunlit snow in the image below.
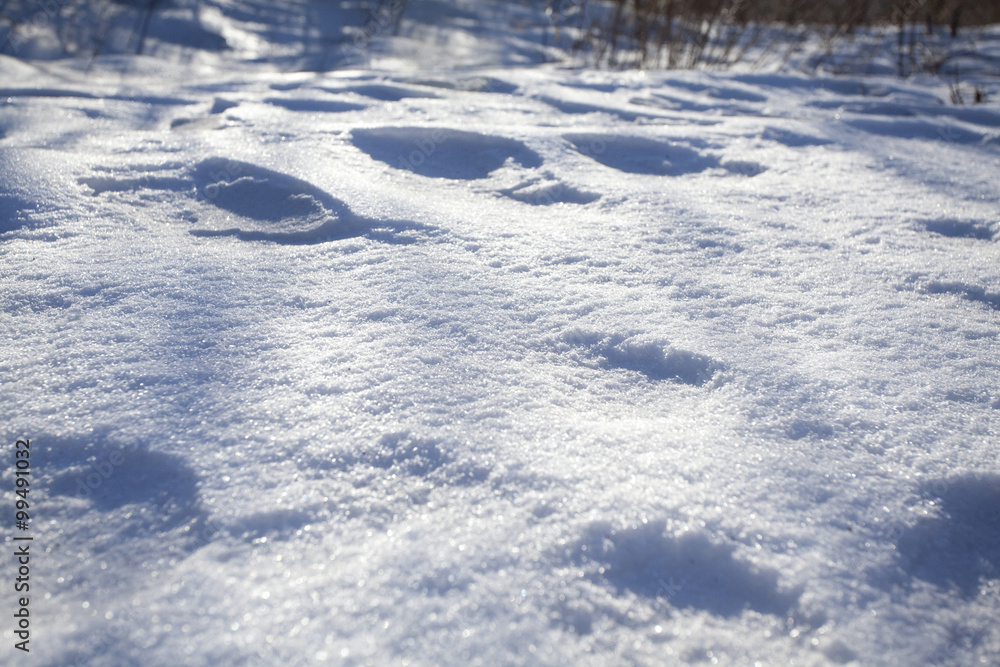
[1,1,999,665]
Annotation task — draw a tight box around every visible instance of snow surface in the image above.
[1,1,1000,665]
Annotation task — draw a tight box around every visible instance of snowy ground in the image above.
[1,1,1000,665]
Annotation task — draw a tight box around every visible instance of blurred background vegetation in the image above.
[2,0,999,76]
[544,0,1000,74]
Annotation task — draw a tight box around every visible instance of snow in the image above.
[1,1,999,665]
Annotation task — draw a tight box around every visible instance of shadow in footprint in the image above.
[0,192,37,233]
[191,158,432,244]
[808,100,916,117]
[338,84,439,101]
[43,434,204,537]
[351,127,542,180]
[666,80,768,103]
[404,76,518,94]
[264,97,366,113]
[210,98,239,114]
[540,96,653,122]
[79,158,434,245]
[562,329,714,385]
[501,179,600,206]
[0,150,42,233]
[565,134,719,176]
[630,94,724,115]
[845,118,989,144]
[894,474,1000,595]
[761,127,831,147]
[194,157,349,222]
[921,218,996,241]
[570,520,799,618]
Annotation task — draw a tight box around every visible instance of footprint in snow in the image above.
[263,97,366,113]
[560,328,715,386]
[540,95,656,123]
[845,118,993,144]
[500,176,600,206]
[628,92,755,117]
[170,97,244,129]
[919,218,996,241]
[192,158,347,232]
[567,519,801,619]
[210,98,239,114]
[402,76,518,94]
[665,79,769,103]
[565,133,764,177]
[79,158,432,244]
[351,127,543,180]
[333,83,440,101]
[44,435,205,539]
[760,127,831,147]
[190,158,432,243]
[0,192,39,233]
[807,99,917,117]
[893,474,1000,595]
